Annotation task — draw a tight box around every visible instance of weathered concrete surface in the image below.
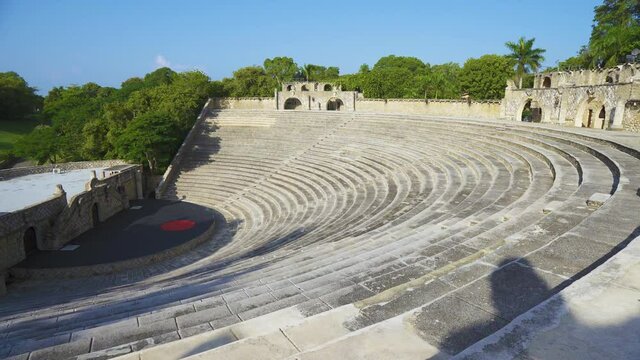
[291,317,440,360]
[2,111,639,360]
[458,236,640,360]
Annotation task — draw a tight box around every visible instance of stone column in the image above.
[274,89,279,110]
[135,168,144,200]
[609,100,625,130]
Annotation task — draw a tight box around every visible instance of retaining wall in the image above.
[0,162,143,293]
[355,98,502,119]
[209,97,276,110]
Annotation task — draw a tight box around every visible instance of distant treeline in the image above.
[1,0,636,172]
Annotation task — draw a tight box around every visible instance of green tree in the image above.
[362,67,415,98]
[114,111,181,173]
[42,83,117,161]
[373,55,428,73]
[505,37,546,88]
[416,63,462,99]
[297,64,340,81]
[460,55,514,99]
[299,64,312,81]
[143,67,177,87]
[363,55,430,98]
[226,66,276,97]
[14,125,59,164]
[589,0,640,66]
[559,46,593,70]
[264,57,298,85]
[0,72,43,121]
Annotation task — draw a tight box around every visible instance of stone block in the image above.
[412,295,508,356]
[587,193,611,209]
[542,200,565,214]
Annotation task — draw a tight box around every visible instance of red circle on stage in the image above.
[161,220,196,231]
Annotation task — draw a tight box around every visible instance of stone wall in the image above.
[356,99,502,119]
[0,160,128,181]
[503,63,640,132]
[0,163,143,293]
[209,97,276,110]
[622,101,640,132]
[206,96,501,119]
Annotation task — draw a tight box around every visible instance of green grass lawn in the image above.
[0,119,39,152]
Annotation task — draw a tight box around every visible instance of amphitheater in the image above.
[1,103,640,359]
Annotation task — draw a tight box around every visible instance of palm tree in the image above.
[505,37,546,88]
[300,64,312,81]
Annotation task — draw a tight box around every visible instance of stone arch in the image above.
[323,84,332,91]
[91,203,100,227]
[327,98,344,111]
[575,97,606,128]
[301,85,308,91]
[515,98,532,122]
[515,98,542,122]
[542,76,551,88]
[284,97,303,110]
[23,227,37,255]
[598,105,607,129]
[286,84,293,91]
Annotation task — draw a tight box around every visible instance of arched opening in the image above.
[301,85,308,91]
[542,77,551,88]
[521,100,543,122]
[327,98,344,111]
[91,203,100,227]
[323,84,332,91]
[605,76,614,84]
[521,100,533,122]
[284,98,303,110]
[286,85,293,91]
[314,83,319,91]
[577,99,606,128]
[598,106,606,129]
[23,227,37,255]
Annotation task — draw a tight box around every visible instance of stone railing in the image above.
[0,160,128,181]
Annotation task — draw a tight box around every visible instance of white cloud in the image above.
[154,54,205,72]
[154,54,171,68]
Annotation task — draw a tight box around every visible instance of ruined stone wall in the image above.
[356,99,502,119]
[0,194,67,283]
[504,64,640,131]
[622,102,640,132]
[50,165,142,249]
[206,96,500,118]
[0,164,143,291]
[209,97,276,110]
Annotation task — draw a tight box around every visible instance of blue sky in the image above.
[0,0,601,94]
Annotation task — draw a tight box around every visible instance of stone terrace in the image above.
[0,110,639,359]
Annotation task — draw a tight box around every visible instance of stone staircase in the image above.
[0,110,639,359]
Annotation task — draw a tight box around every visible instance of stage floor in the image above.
[17,199,216,269]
